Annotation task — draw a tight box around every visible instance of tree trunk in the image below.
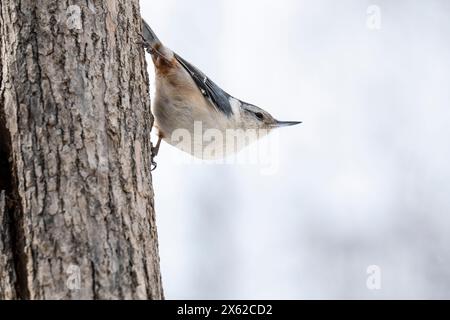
[0,0,163,299]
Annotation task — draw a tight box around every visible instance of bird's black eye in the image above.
[255,112,264,120]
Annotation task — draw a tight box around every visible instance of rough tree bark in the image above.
[0,0,163,299]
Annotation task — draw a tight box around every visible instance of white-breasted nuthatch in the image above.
[141,19,301,165]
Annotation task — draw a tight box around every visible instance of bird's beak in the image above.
[274,120,302,128]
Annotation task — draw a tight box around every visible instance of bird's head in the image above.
[240,103,301,131]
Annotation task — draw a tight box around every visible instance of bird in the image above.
[141,19,301,167]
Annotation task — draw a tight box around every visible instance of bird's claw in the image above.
[150,145,158,171]
[151,159,158,171]
[150,137,162,171]
[136,33,154,54]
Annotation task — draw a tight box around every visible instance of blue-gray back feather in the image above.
[174,54,234,117]
[142,19,233,116]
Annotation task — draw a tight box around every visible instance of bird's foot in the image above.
[151,158,158,171]
[150,136,162,172]
[150,146,159,171]
[136,34,154,54]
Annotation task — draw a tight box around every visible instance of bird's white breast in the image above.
[152,67,263,159]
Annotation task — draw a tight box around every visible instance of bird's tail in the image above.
[142,19,161,47]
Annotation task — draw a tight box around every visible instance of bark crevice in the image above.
[0,113,30,299]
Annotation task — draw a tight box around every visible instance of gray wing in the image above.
[174,53,234,116]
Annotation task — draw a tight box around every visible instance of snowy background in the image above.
[141,0,450,299]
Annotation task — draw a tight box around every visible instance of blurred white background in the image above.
[141,0,450,299]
